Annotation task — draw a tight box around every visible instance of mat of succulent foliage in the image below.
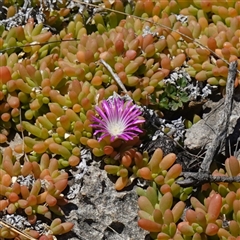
[0,0,240,239]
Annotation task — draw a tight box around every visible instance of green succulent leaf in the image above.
[177,77,188,88]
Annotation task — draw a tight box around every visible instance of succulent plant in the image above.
[0,0,239,239]
[136,151,240,240]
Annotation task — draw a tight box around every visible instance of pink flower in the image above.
[91,96,145,142]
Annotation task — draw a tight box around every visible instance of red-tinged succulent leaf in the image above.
[24,229,39,238]
[207,193,222,222]
[1,174,11,187]
[20,185,30,199]
[37,191,48,204]
[50,218,62,229]
[51,225,64,235]
[125,50,137,60]
[0,184,8,196]
[195,212,207,229]
[205,223,219,236]
[33,141,48,154]
[232,182,240,191]
[157,232,171,240]
[154,175,165,185]
[221,203,230,215]
[228,237,237,240]
[159,192,173,214]
[54,179,68,192]
[217,228,232,238]
[48,158,59,174]
[236,188,240,199]
[138,196,154,215]
[178,26,193,43]
[192,233,202,240]
[7,203,17,214]
[145,186,158,207]
[207,37,217,51]
[61,222,74,234]
[225,156,240,177]
[172,201,186,223]
[68,155,81,167]
[41,235,54,240]
[168,222,177,237]
[0,200,8,211]
[160,184,171,194]
[142,34,154,50]
[185,209,198,224]
[2,227,18,238]
[229,220,239,237]
[18,199,28,209]
[161,224,169,236]
[30,179,41,196]
[11,182,20,195]
[163,209,174,225]
[121,154,132,167]
[171,182,181,197]
[104,165,120,175]
[44,211,52,220]
[3,147,12,159]
[204,195,212,210]
[134,151,143,168]
[215,219,223,228]
[159,153,176,171]
[0,170,7,180]
[171,53,186,69]
[138,210,152,220]
[138,219,162,232]
[172,233,184,240]
[21,161,33,176]
[48,205,64,216]
[3,159,13,177]
[145,44,155,58]
[164,164,182,182]
[40,169,51,180]
[137,167,153,180]
[236,210,240,224]
[28,214,37,224]
[46,194,57,207]
[177,222,194,236]
[0,66,11,84]
[161,56,171,70]
[148,149,163,174]
[128,39,140,51]
[7,95,20,108]
[190,197,206,211]
[153,209,163,224]
[53,171,67,181]
[36,205,49,214]
[25,206,33,215]
[115,176,129,191]
[125,62,139,75]
[49,142,71,159]
[23,229,39,239]
[46,182,55,195]
[218,184,229,196]
[8,192,19,203]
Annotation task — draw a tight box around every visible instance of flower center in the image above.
[107,118,125,137]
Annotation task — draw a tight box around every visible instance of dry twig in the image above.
[0,220,37,240]
[177,61,238,187]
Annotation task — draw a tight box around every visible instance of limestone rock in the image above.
[59,159,148,240]
[184,99,240,155]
